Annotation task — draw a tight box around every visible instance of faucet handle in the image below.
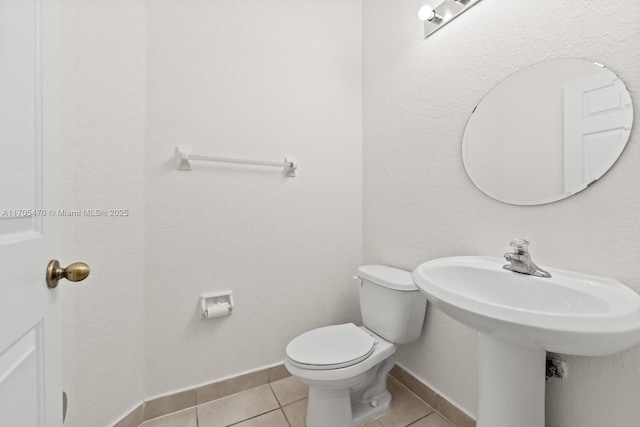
[509,238,529,253]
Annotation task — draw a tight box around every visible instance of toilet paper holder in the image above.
[200,291,234,319]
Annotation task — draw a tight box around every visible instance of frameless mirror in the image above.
[462,59,633,206]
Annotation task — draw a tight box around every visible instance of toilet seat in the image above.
[286,323,376,370]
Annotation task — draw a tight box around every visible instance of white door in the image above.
[563,68,633,194]
[0,0,62,425]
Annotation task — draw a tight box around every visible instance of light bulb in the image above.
[418,5,435,21]
[418,5,443,23]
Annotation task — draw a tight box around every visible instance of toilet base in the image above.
[305,356,395,427]
[306,386,392,427]
[352,390,392,427]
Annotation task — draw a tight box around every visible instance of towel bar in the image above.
[175,146,297,177]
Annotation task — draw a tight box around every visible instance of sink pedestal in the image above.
[413,256,640,427]
[477,334,546,427]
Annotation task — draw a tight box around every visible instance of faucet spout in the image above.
[503,239,551,278]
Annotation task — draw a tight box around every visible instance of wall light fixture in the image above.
[418,5,443,24]
[419,0,483,39]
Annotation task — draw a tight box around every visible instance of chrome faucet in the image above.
[503,238,551,278]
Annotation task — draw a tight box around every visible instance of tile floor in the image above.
[139,375,456,427]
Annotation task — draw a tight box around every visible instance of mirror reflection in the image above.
[462,59,633,206]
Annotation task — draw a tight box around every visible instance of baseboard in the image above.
[389,363,476,427]
[113,362,476,427]
[112,362,289,427]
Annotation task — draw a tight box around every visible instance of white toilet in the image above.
[284,265,427,427]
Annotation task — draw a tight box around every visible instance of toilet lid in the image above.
[286,323,376,370]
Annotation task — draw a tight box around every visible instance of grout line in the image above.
[281,396,306,407]
[405,415,430,427]
[388,376,462,427]
[269,383,284,407]
[281,405,293,427]
[406,412,454,427]
[389,380,458,427]
[190,386,280,427]
[225,409,284,427]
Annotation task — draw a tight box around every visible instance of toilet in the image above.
[284,265,427,427]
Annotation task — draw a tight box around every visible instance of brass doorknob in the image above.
[46,260,90,289]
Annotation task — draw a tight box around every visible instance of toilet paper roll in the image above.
[205,303,230,319]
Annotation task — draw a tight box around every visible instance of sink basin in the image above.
[412,256,640,356]
[412,256,640,427]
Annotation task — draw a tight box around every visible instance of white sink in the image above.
[412,256,640,356]
[412,256,640,427]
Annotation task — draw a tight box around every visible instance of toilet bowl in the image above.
[285,323,396,427]
[284,265,427,427]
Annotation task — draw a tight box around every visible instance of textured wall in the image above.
[60,0,146,426]
[61,0,362,425]
[363,0,640,426]
[143,0,363,399]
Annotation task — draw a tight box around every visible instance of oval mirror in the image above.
[462,59,633,206]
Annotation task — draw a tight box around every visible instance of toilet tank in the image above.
[357,265,427,344]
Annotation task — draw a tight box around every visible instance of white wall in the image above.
[144,0,363,397]
[363,1,640,426]
[60,0,362,425]
[60,0,146,426]
[60,0,640,425]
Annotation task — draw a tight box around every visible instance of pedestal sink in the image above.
[412,256,640,427]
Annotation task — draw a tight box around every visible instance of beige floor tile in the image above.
[377,377,434,427]
[144,389,196,420]
[270,376,309,406]
[197,384,279,427]
[389,366,436,407]
[359,419,384,427]
[139,407,197,427]
[282,398,307,427]
[232,409,289,427]
[410,413,455,427]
